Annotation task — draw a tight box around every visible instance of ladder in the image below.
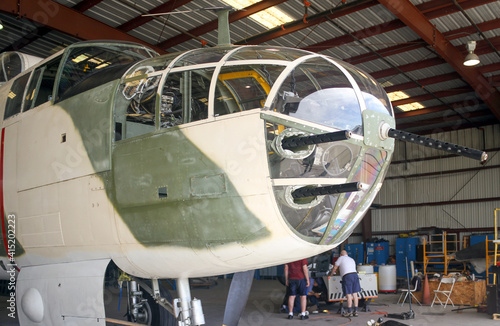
[487,209,500,285]
[423,232,464,275]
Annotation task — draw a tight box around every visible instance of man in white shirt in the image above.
[330,250,361,317]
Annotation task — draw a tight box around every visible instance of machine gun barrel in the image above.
[281,130,351,150]
[291,182,362,199]
[387,128,488,163]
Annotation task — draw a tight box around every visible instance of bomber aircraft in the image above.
[0,8,486,326]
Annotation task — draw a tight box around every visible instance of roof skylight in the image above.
[222,0,293,29]
[387,91,425,112]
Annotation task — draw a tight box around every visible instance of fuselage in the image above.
[0,41,395,279]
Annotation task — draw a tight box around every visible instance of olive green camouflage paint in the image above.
[59,79,269,248]
[111,129,270,248]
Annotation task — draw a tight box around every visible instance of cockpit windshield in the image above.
[57,42,157,102]
[227,46,312,61]
[265,53,394,245]
[107,44,396,250]
[271,57,363,135]
[336,60,393,117]
[0,52,23,84]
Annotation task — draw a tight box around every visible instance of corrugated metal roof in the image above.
[0,0,499,133]
[54,0,81,6]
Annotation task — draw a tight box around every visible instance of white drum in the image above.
[378,265,397,292]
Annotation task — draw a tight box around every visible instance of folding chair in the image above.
[397,278,421,306]
[431,277,456,308]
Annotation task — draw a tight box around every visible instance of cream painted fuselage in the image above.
[0,42,395,281]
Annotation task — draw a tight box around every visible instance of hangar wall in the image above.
[348,124,500,250]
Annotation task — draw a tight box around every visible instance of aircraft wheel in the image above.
[157,285,176,326]
[132,295,153,325]
[131,281,176,326]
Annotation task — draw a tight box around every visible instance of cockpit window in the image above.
[227,46,312,61]
[28,56,62,108]
[23,68,43,112]
[160,68,213,128]
[115,71,159,140]
[115,67,215,140]
[124,75,160,126]
[0,52,23,83]
[337,61,393,117]
[271,57,363,135]
[173,47,234,67]
[124,54,178,78]
[215,65,285,116]
[4,73,30,119]
[57,44,155,102]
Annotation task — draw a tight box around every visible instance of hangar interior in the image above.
[0,0,499,325]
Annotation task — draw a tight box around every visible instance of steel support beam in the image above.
[302,0,498,55]
[385,72,461,93]
[377,0,500,121]
[361,209,373,243]
[348,18,500,65]
[395,110,490,130]
[395,101,482,119]
[369,35,500,80]
[0,0,164,54]
[392,88,474,107]
[386,60,500,94]
[418,0,498,19]
[415,120,498,135]
[301,20,405,52]
[156,0,289,50]
[377,196,500,210]
[73,0,106,12]
[235,0,376,45]
[347,19,500,65]
[118,0,193,32]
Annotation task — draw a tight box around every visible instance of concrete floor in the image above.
[192,278,498,326]
[1,278,498,326]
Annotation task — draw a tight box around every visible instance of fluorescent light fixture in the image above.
[222,0,293,29]
[463,41,480,66]
[0,19,4,30]
[387,91,425,112]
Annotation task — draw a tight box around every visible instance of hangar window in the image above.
[4,73,30,119]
